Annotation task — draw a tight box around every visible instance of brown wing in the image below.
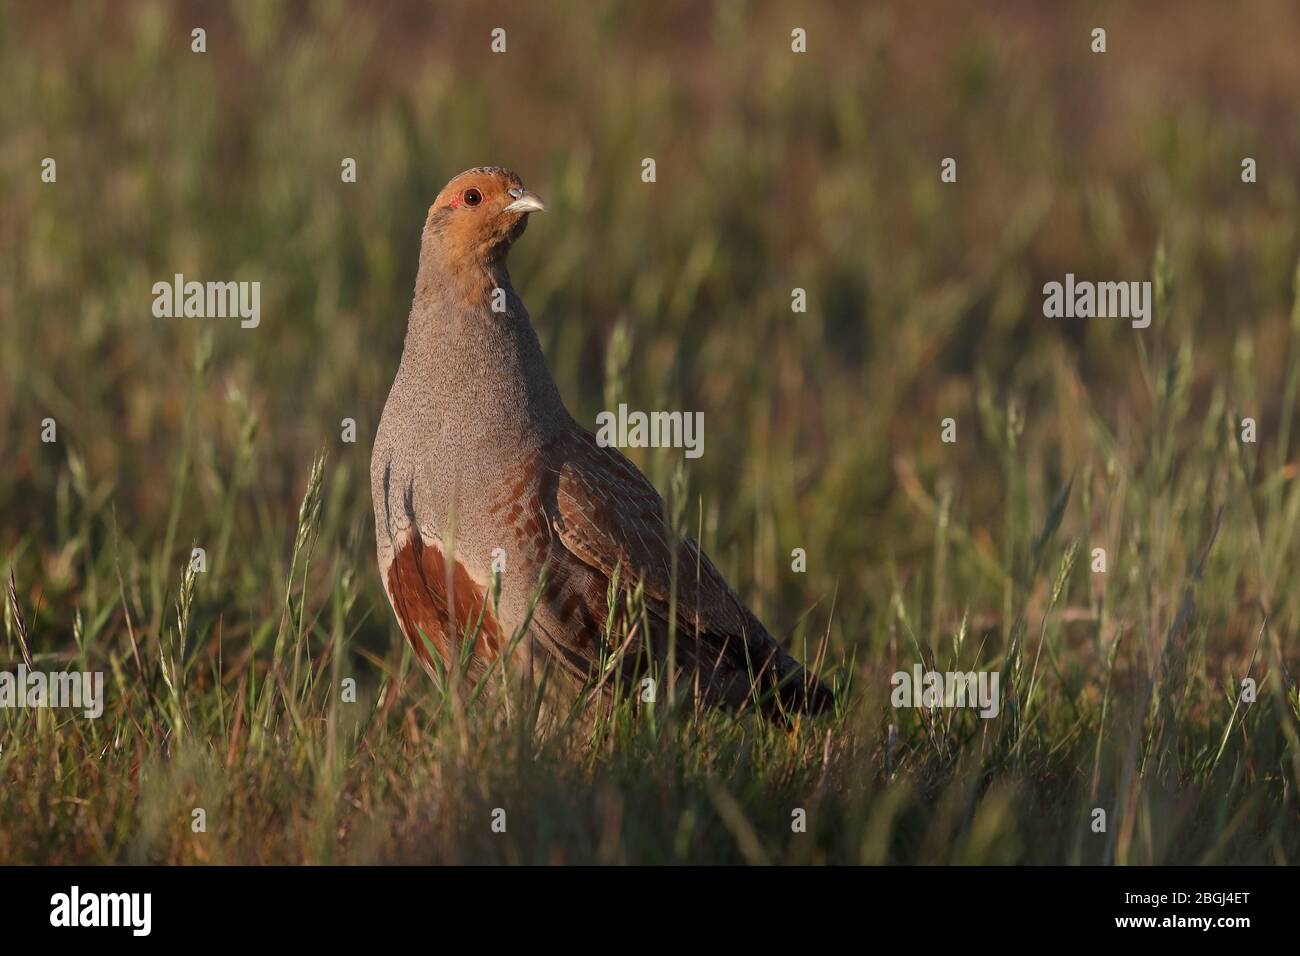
[384,531,502,682]
[545,427,824,714]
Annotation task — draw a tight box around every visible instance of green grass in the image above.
[1,0,1299,864]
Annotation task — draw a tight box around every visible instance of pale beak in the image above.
[503,191,545,214]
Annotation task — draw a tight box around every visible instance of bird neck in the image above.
[414,237,506,304]
[399,247,568,436]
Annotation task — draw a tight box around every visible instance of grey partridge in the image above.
[371,166,832,721]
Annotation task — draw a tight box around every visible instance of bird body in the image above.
[371,167,830,720]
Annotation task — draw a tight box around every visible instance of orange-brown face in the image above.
[428,166,545,263]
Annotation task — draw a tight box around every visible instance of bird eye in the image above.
[463,188,482,207]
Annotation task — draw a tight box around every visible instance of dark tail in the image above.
[760,651,835,723]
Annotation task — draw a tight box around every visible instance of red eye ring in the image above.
[463,187,482,207]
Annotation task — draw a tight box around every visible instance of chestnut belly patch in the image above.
[385,533,502,675]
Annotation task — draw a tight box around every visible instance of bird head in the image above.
[425,166,545,268]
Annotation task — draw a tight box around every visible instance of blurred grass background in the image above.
[1,0,1298,863]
